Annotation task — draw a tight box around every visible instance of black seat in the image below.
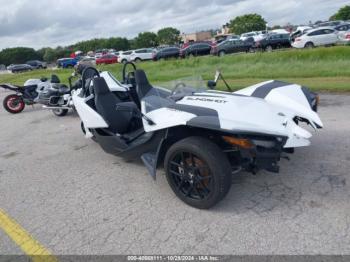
[58,85,71,95]
[135,70,154,100]
[93,77,138,134]
[82,67,100,96]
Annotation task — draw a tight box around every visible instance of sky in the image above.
[0,0,348,50]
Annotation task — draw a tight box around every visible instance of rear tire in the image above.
[134,58,142,63]
[305,42,314,48]
[52,108,68,117]
[164,137,232,209]
[3,94,25,114]
[265,45,273,52]
[219,50,226,57]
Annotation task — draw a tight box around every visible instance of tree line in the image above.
[0,27,181,65]
[1,5,348,66]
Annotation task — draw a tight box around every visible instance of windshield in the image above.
[142,76,207,114]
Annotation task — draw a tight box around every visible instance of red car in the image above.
[96,55,118,65]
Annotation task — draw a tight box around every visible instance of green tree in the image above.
[43,48,57,62]
[330,5,350,21]
[133,32,158,49]
[157,27,180,45]
[0,47,40,65]
[228,13,267,35]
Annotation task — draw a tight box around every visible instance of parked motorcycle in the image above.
[0,72,82,116]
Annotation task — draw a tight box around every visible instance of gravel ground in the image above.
[0,89,349,255]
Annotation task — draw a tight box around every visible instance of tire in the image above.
[305,42,314,48]
[164,136,232,209]
[52,108,68,117]
[188,53,195,58]
[121,59,127,64]
[218,50,226,57]
[134,58,142,63]
[3,94,25,114]
[265,45,273,52]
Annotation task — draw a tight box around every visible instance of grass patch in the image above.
[1,46,349,92]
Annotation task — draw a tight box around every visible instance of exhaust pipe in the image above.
[42,105,70,110]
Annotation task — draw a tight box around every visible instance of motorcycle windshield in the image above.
[142,76,207,114]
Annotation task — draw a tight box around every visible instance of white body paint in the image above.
[73,75,323,148]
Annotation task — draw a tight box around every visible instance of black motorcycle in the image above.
[0,82,39,114]
[1,73,82,115]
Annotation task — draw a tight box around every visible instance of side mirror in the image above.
[207,80,216,89]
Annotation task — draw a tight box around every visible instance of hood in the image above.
[178,92,291,137]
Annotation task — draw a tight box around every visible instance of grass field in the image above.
[1,46,350,92]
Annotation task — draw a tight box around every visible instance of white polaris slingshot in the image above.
[73,63,323,209]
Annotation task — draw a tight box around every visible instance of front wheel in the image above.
[305,42,314,48]
[3,94,25,114]
[265,45,273,52]
[164,137,232,209]
[219,51,226,57]
[52,108,68,117]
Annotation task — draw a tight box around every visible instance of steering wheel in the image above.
[122,62,137,84]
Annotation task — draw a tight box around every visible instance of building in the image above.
[214,24,233,43]
[181,31,212,43]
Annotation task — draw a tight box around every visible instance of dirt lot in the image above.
[0,90,349,255]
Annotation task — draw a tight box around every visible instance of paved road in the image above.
[0,90,349,255]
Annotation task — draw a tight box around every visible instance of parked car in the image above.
[181,41,214,50]
[95,53,103,58]
[334,23,350,42]
[78,56,96,66]
[338,30,350,43]
[315,20,344,27]
[334,23,350,32]
[214,34,240,44]
[9,64,33,73]
[291,26,313,42]
[255,33,291,51]
[211,39,254,56]
[57,58,78,68]
[26,60,47,69]
[130,48,154,62]
[240,32,258,41]
[152,47,180,61]
[292,27,339,48]
[118,51,134,64]
[180,42,212,58]
[96,54,118,65]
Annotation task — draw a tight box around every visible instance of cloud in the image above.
[0,0,348,50]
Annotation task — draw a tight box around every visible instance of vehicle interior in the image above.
[80,65,151,146]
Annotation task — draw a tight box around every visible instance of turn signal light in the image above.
[222,136,254,149]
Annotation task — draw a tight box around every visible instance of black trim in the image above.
[187,116,220,130]
[251,81,291,98]
[301,86,318,112]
